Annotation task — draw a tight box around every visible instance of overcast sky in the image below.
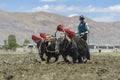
[0,0,120,22]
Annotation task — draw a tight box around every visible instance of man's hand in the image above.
[81,32,85,35]
[80,31,88,36]
[80,32,85,36]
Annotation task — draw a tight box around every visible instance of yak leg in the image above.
[54,54,59,62]
[72,51,78,63]
[78,54,83,63]
[46,56,51,63]
[72,56,77,63]
[86,46,90,60]
[72,48,80,63]
[82,51,87,63]
[62,54,70,63]
[39,52,46,61]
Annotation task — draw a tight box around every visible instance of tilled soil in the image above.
[0,52,120,80]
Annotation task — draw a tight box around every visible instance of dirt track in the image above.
[0,52,120,80]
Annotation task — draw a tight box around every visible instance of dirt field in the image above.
[0,51,120,80]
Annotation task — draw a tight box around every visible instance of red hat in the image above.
[32,35,42,42]
[57,24,64,32]
[64,28,75,39]
[40,33,46,39]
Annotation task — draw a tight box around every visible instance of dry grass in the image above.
[0,51,120,80]
[0,50,29,54]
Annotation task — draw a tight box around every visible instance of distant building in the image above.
[16,44,38,53]
[89,43,120,52]
[0,44,4,49]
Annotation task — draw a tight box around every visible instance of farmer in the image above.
[77,15,89,41]
[77,15,90,60]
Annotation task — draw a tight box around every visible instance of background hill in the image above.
[0,10,120,45]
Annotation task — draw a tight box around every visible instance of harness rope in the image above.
[45,38,59,53]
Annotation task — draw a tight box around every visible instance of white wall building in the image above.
[89,43,120,53]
